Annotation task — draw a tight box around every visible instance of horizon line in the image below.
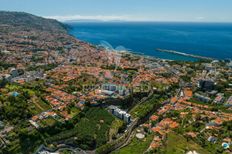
[43,14,232,24]
[1,10,231,23]
[61,20,232,24]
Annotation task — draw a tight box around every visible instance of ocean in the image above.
[67,22,232,61]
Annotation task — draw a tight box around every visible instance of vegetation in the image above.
[157,132,211,154]
[75,107,115,149]
[46,107,115,150]
[130,95,163,118]
[26,63,59,71]
[0,83,51,123]
[65,73,99,93]
[0,83,52,153]
[109,119,124,141]
[0,61,16,70]
[112,133,153,154]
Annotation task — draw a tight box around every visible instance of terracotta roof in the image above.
[171,97,178,103]
[214,117,223,125]
[150,115,159,121]
[186,132,197,138]
[150,142,161,149]
[32,116,39,121]
[184,88,193,98]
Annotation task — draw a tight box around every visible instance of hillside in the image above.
[0,11,66,33]
[0,11,110,69]
[0,11,78,57]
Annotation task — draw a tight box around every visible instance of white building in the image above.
[108,105,131,123]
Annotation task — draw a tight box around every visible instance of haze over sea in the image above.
[67,22,232,61]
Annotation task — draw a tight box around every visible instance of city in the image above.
[0,2,232,154]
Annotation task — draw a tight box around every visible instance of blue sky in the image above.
[1,0,232,22]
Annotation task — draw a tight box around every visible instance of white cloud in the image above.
[44,14,211,22]
[195,16,205,20]
[44,15,131,22]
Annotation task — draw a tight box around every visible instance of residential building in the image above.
[108,105,131,123]
[195,93,211,103]
[198,79,215,91]
[213,93,224,104]
[225,96,232,107]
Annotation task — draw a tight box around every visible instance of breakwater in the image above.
[156,48,214,60]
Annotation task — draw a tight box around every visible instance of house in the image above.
[207,90,218,96]
[204,63,216,72]
[213,117,222,125]
[38,151,59,154]
[226,96,232,106]
[32,116,39,122]
[3,74,12,81]
[186,151,199,154]
[195,93,211,103]
[208,136,217,144]
[170,97,177,103]
[101,90,114,96]
[186,132,197,138]
[184,88,193,99]
[43,112,57,118]
[102,83,117,92]
[150,115,159,122]
[213,93,224,104]
[10,68,24,78]
[205,122,219,129]
[77,101,86,109]
[29,120,39,129]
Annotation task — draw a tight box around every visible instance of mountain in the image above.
[0,11,108,67]
[0,11,78,54]
[0,11,67,33]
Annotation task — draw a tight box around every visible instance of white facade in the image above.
[108,105,131,123]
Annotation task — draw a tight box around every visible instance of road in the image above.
[112,91,171,152]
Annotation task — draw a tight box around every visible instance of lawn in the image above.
[112,133,153,154]
[39,118,57,127]
[161,132,211,154]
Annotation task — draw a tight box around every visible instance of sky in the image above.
[0,0,232,22]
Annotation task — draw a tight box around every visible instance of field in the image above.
[75,107,115,148]
[45,107,116,150]
[161,132,211,154]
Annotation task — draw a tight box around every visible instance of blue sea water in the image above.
[67,22,232,61]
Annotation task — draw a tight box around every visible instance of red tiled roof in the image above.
[150,115,159,121]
